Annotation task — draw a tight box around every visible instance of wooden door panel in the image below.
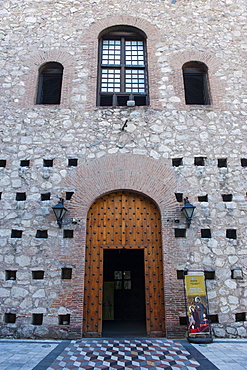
[83,192,165,337]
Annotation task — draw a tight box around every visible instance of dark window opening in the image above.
[32,270,44,280]
[35,230,48,238]
[226,229,237,239]
[66,192,74,201]
[201,229,211,238]
[32,313,43,325]
[11,230,22,238]
[194,157,205,166]
[177,270,187,279]
[59,314,70,325]
[241,158,247,167]
[63,230,73,238]
[209,314,219,323]
[198,195,208,202]
[183,61,211,105]
[5,313,16,324]
[222,194,233,202]
[235,313,246,322]
[36,62,63,105]
[61,268,72,279]
[175,193,183,202]
[68,158,78,167]
[172,158,183,167]
[43,159,53,167]
[179,317,187,325]
[41,193,51,201]
[98,26,148,107]
[0,160,7,167]
[6,270,17,280]
[175,229,186,238]
[204,271,215,280]
[218,158,227,168]
[20,160,30,167]
[16,192,26,201]
[0,192,2,200]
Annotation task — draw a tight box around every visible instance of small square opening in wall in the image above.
[198,195,208,202]
[175,229,186,238]
[0,160,7,167]
[16,192,26,201]
[59,314,70,325]
[204,271,215,280]
[194,157,205,166]
[179,317,187,325]
[35,230,48,238]
[172,158,183,167]
[235,313,246,322]
[32,270,44,280]
[5,313,16,323]
[218,158,227,168]
[226,229,237,239]
[6,270,17,280]
[175,193,183,202]
[43,159,53,167]
[20,160,30,167]
[231,269,243,279]
[11,229,22,238]
[63,230,74,238]
[177,270,188,279]
[66,192,74,201]
[41,193,51,201]
[61,268,72,279]
[201,229,211,238]
[209,314,219,323]
[222,194,233,202]
[32,313,43,325]
[68,158,78,167]
[241,158,247,167]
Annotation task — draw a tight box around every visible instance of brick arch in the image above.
[21,50,76,107]
[170,50,226,109]
[81,16,163,109]
[65,153,191,251]
[67,154,183,220]
[62,153,191,338]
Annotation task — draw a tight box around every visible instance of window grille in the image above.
[98,26,148,106]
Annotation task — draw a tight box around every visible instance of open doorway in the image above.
[102,249,146,337]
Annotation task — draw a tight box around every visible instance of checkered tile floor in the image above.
[48,339,201,369]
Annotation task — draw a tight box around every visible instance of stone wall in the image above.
[0,0,246,339]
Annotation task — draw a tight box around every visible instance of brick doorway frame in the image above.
[61,154,190,338]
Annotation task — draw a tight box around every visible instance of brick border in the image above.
[20,50,76,108]
[55,154,192,338]
[169,50,226,109]
[80,15,163,109]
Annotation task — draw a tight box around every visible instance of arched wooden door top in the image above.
[83,191,165,337]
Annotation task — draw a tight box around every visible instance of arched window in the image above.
[182,61,211,105]
[36,62,63,105]
[97,26,148,107]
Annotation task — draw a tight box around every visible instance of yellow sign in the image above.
[185,275,206,296]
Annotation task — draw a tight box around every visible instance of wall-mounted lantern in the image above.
[52,198,67,228]
[181,197,196,228]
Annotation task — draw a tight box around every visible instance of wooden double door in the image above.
[83,191,165,337]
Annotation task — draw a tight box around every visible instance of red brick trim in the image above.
[20,50,76,108]
[169,50,226,109]
[80,16,163,109]
[59,154,191,338]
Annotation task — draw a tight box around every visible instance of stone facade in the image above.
[0,0,246,339]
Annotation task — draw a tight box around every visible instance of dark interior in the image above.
[102,249,146,337]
